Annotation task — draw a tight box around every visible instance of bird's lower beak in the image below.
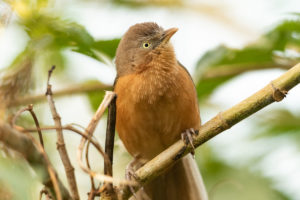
[161,28,178,44]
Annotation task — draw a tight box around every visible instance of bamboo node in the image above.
[270,82,288,102]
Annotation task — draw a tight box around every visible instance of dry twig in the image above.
[101,95,118,200]
[11,104,44,147]
[46,66,80,200]
[8,82,112,107]
[104,95,117,177]
[74,90,137,193]
[86,140,97,200]
[76,91,129,184]
[200,62,294,79]
[17,125,106,158]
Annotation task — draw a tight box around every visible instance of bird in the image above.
[114,22,208,200]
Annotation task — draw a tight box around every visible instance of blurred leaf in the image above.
[36,46,66,72]
[9,0,50,19]
[36,0,49,9]
[85,80,106,111]
[195,15,300,98]
[87,90,106,111]
[196,75,232,99]
[21,13,121,65]
[253,109,300,140]
[0,156,39,200]
[1,9,120,112]
[196,146,290,200]
[23,14,94,51]
[93,39,121,59]
[75,38,121,65]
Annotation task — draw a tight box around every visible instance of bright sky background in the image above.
[1,0,300,199]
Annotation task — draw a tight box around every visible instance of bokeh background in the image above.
[1,0,300,199]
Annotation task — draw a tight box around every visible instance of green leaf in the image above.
[196,146,290,200]
[84,80,106,111]
[21,14,121,64]
[195,15,300,98]
[24,15,95,49]
[0,156,38,200]
[87,90,106,111]
[74,38,121,64]
[93,39,121,59]
[253,109,300,139]
[196,76,232,99]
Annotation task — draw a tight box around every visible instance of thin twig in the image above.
[8,82,112,107]
[77,91,114,177]
[121,63,300,199]
[46,65,80,200]
[76,91,137,186]
[200,62,294,80]
[26,135,62,200]
[86,139,97,200]
[11,107,29,126]
[104,95,117,176]
[27,104,44,147]
[17,125,106,159]
[102,95,117,198]
[11,104,44,147]
[80,118,97,196]
[17,123,136,185]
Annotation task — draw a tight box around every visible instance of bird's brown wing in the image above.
[177,61,194,83]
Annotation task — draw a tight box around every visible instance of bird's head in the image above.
[115,22,178,76]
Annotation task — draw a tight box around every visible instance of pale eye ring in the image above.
[143,42,151,48]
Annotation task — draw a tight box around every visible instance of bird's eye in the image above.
[143,42,151,48]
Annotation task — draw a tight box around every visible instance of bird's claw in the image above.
[125,165,138,181]
[181,128,198,158]
[125,159,139,199]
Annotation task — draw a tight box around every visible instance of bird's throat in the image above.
[133,58,180,104]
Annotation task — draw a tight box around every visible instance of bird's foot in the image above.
[181,128,199,157]
[125,158,140,199]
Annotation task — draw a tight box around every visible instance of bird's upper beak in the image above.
[161,27,178,44]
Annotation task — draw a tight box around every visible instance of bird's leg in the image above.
[125,159,136,179]
[125,157,152,200]
[126,155,151,199]
[125,158,139,199]
[181,128,199,157]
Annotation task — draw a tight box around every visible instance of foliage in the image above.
[196,146,290,200]
[253,109,300,140]
[93,39,121,59]
[0,155,39,200]
[0,1,120,111]
[86,80,106,111]
[194,15,300,99]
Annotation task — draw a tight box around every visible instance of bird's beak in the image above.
[161,27,178,44]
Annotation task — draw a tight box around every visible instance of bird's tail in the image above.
[134,154,208,200]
